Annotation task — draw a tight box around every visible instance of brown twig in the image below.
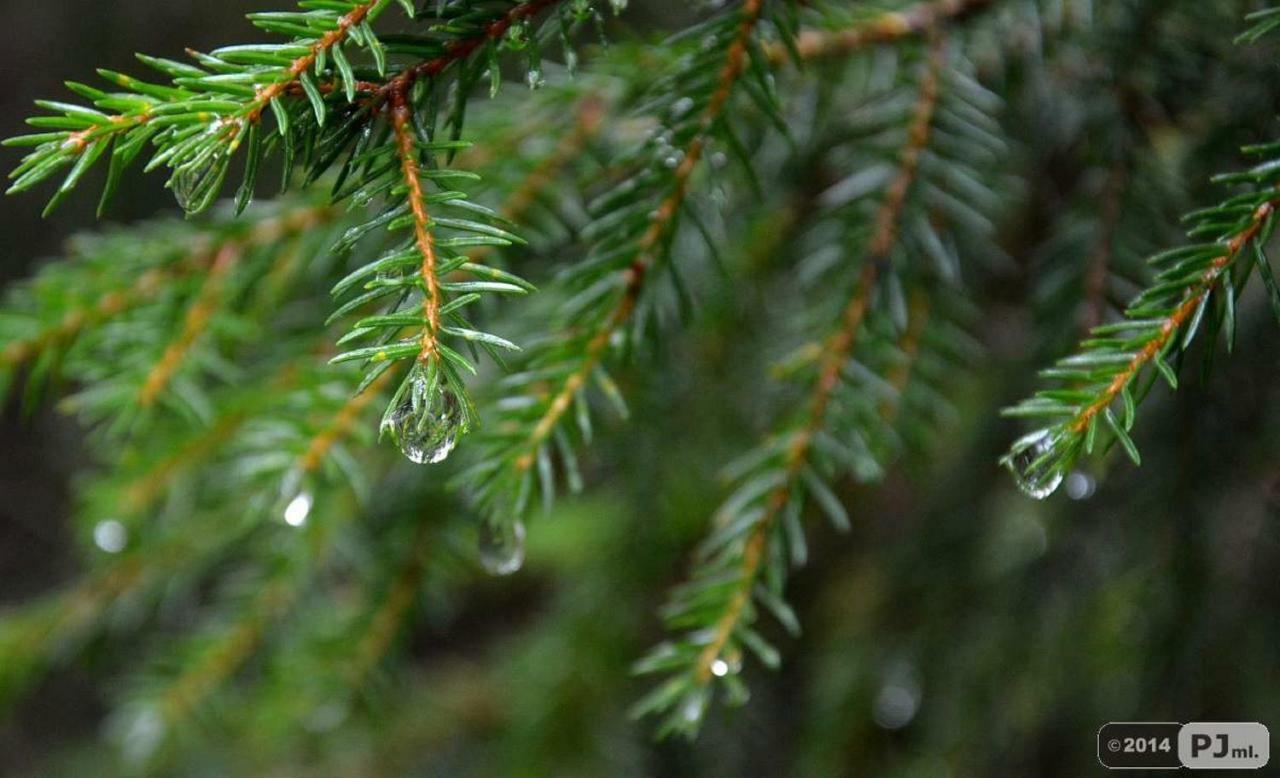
[770,0,994,63]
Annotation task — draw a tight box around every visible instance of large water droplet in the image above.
[709,650,741,678]
[171,150,230,215]
[1006,429,1064,499]
[283,491,313,527]
[382,382,466,464]
[93,519,128,554]
[478,519,525,576]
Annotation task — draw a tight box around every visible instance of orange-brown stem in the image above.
[390,90,443,364]
[3,206,332,374]
[378,0,564,101]
[246,0,384,123]
[138,243,241,407]
[297,367,396,474]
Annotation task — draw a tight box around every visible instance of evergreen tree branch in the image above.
[697,32,944,686]
[390,93,446,364]
[0,204,332,382]
[462,0,772,532]
[1006,172,1280,494]
[634,36,951,737]
[137,243,241,407]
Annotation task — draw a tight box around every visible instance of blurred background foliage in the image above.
[1,0,1280,775]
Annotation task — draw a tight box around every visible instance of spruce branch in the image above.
[1004,193,1280,495]
[460,0,771,535]
[634,35,951,737]
[1002,0,1280,499]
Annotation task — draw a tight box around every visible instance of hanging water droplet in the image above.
[120,706,165,764]
[1006,429,1064,500]
[171,149,230,215]
[680,689,709,724]
[283,491,313,527]
[873,661,922,730]
[477,519,525,576]
[1065,471,1096,500]
[670,96,695,118]
[710,647,743,678]
[710,151,728,168]
[93,519,128,554]
[170,119,239,215]
[382,380,466,465]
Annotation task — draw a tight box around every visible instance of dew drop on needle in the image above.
[382,381,466,465]
[1007,428,1064,500]
[478,519,525,576]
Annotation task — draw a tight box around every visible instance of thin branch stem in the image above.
[138,243,240,407]
[297,366,397,473]
[2,205,333,372]
[389,91,443,364]
[770,0,994,63]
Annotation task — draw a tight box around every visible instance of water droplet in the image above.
[525,68,544,90]
[710,659,729,677]
[171,150,230,215]
[382,379,466,465]
[670,96,695,118]
[710,151,728,168]
[478,519,525,576]
[680,689,709,723]
[283,491,313,526]
[120,706,165,763]
[93,519,128,554]
[873,677,921,730]
[1006,429,1064,500]
[1065,471,1096,500]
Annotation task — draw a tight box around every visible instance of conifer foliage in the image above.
[2,0,1280,768]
